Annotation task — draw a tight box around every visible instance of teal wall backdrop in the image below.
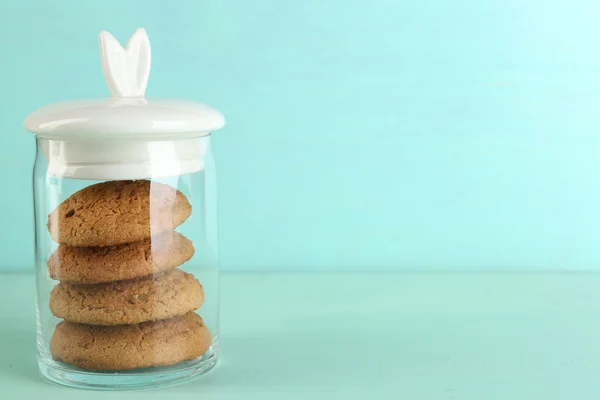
[1,0,599,271]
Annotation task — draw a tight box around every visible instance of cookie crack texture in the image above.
[49,269,204,325]
[47,180,191,247]
[50,313,212,370]
[47,232,195,284]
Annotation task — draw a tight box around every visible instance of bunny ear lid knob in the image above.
[99,28,151,98]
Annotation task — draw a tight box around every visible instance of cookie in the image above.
[50,312,211,370]
[47,180,192,247]
[47,231,194,284]
[49,269,204,325]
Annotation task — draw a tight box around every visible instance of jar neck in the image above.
[36,136,211,180]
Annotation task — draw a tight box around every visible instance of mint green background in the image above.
[1,0,600,271]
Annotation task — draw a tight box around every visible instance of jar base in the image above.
[38,342,219,390]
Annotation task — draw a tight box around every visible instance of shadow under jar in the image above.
[24,28,225,390]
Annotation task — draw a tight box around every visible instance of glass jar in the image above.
[25,28,225,389]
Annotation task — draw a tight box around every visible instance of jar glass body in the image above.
[33,136,219,390]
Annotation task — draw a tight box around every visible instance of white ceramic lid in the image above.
[24,28,225,138]
[24,98,224,139]
[23,28,224,179]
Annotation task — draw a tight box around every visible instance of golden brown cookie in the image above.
[47,231,195,284]
[50,312,212,371]
[49,269,204,325]
[47,180,192,247]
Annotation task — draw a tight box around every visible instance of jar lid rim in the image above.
[25,98,225,138]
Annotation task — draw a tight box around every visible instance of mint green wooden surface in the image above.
[2,272,600,399]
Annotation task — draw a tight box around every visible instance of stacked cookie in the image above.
[46,180,211,371]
